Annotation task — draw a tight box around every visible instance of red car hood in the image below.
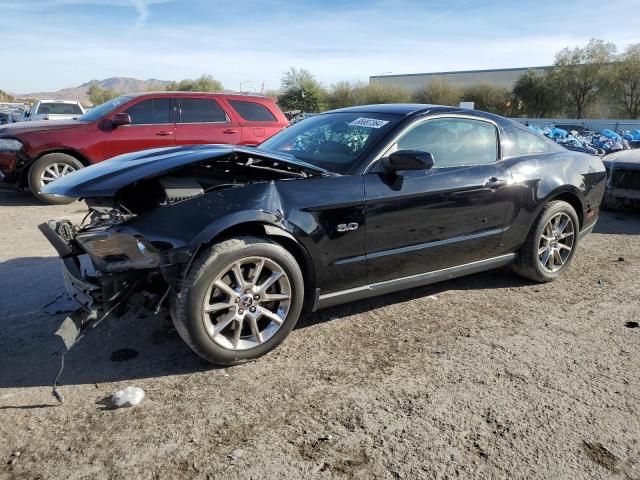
[0,119,87,136]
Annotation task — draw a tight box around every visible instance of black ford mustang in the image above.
[40,104,606,365]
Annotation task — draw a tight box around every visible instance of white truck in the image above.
[22,100,85,122]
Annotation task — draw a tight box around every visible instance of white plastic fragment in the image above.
[111,386,145,408]
[228,449,244,460]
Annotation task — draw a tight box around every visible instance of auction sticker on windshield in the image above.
[348,117,389,128]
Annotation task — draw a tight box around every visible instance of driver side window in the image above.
[390,117,499,167]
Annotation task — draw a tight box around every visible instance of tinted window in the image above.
[179,98,227,123]
[124,98,171,124]
[259,112,402,174]
[229,100,276,122]
[394,118,498,167]
[514,128,549,155]
[37,103,83,115]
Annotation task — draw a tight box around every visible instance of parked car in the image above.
[22,100,85,122]
[0,92,288,203]
[39,104,606,365]
[0,111,11,125]
[602,149,640,209]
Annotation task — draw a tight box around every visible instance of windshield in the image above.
[79,95,133,122]
[258,112,402,174]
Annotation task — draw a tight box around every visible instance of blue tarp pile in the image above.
[527,124,640,156]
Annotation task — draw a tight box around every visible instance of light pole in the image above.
[239,81,253,93]
[376,72,392,85]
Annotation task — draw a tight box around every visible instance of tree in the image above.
[512,69,560,118]
[165,75,223,92]
[327,80,356,109]
[325,81,410,109]
[353,82,410,105]
[0,90,15,102]
[552,38,616,118]
[278,67,328,112]
[611,44,640,119]
[461,83,513,115]
[412,78,462,106]
[87,84,120,105]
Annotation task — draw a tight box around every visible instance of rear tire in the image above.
[512,200,580,282]
[171,236,304,365]
[28,153,83,204]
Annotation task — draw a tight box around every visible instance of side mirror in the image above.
[111,112,131,127]
[382,150,434,172]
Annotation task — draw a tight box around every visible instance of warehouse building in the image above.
[370,66,551,92]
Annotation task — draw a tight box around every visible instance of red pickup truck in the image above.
[0,92,288,203]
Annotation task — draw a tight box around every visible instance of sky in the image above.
[0,0,638,94]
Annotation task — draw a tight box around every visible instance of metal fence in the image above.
[510,118,640,132]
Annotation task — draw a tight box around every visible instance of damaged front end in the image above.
[38,217,193,315]
[38,144,326,318]
[603,150,640,209]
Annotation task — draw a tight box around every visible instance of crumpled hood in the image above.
[42,144,329,198]
[0,119,86,136]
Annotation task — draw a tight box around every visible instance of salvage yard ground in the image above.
[0,190,639,480]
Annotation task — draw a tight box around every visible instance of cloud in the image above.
[1,0,639,93]
[0,0,173,27]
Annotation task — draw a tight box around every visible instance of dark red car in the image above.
[0,92,288,203]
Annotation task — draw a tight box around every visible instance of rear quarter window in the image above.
[505,127,550,156]
[228,100,277,122]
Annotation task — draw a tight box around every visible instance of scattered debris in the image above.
[109,386,145,408]
[582,442,619,472]
[228,448,244,460]
[110,348,139,362]
[43,292,77,316]
[625,321,639,329]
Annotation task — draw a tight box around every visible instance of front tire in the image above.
[513,200,580,282]
[171,236,305,365]
[28,153,83,204]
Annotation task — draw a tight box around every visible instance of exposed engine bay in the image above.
[85,153,320,218]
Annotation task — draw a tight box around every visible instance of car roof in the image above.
[324,103,510,124]
[326,103,441,115]
[125,91,276,101]
[38,99,82,104]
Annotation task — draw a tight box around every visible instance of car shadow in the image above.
[0,209,635,390]
[0,257,529,391]
[594,209,640,235]
[0,189,43,207]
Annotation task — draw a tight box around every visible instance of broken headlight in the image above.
[76,231,160,272]
[0,138,23,151]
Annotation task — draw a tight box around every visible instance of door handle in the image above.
[485,177,507,190]
[223,129,238,134]
[156,131,172,136]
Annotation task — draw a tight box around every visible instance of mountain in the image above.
[15,77,171,104]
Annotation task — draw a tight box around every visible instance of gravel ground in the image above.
[0,189,639,480]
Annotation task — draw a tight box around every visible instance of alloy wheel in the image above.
[538,212,575,273]
[40,162,77,186]
[201,256,292,351]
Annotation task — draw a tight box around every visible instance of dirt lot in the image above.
[0,189,639,480]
